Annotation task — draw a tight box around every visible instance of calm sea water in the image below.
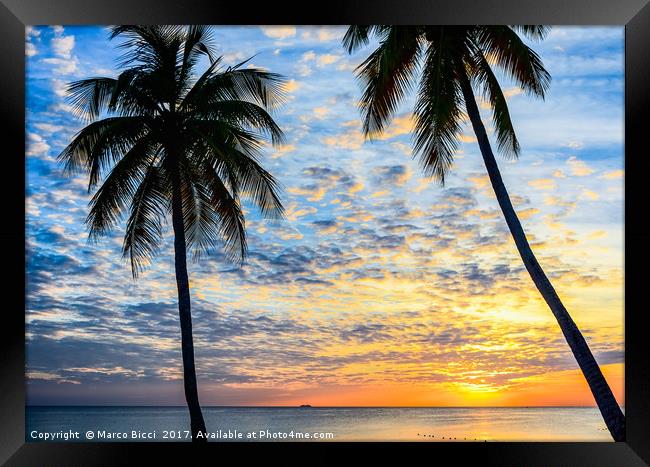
[26,406,615,442]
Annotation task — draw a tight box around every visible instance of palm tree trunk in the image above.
[171,175,208,443]
[458,73,625,441]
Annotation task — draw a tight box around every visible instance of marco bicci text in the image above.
[30,429,335,441]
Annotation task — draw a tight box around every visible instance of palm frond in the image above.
[178,56,223,110]
[68,72,164,121]
[186,66,287,111]
[177,26,216,101]
[110,25,185,109]
[342,25,391,53]
[191,100,285,145]
[110,25,183,69]
[196,158,248,264]
[107,68,165,116]
[189,118,269,161]
[176,158,222,261]
[182,25,216,70]
[67,78,117,121]
[59,25,287,272]
[122,165,170,277]
[412,33,465,184]
[354,26,422,136]
[474,26,551,98]
[510,25,551,42]
[191,126,285,220]
[86,137,159,240]
[468,49,520,158]
[58,116,150,188]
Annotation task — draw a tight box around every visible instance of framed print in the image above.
[1,0,649,465]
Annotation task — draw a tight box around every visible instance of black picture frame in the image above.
[2,1,648,465]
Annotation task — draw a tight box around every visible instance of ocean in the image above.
[26,406,615,442]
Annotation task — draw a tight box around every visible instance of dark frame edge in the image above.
[1,0,650,25]
[1,0,649,465]
[625,0,650,465]
[0,0,26,465]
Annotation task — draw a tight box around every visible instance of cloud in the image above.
[563,141,584,150]
[373,165,412,186]
[370,114,414,140]
[42,57,79,75]
[34,123,65,134]
[600,169,623,179]
[311,220,340,234]
[25,26,41,57]
[503,87,523,99]
[516,208,540,220]
[219,51,246,65]
[51,35,75,58]
[316,54,341,67]
[300,27,345,42]
[580,189,600,200]
[322,129,364,150]
[26,26,41,38]
[467,174,490,191]
[51,79,68,97]
[40,26,78,74]
[566,156,594,176]
[312,107,330,119]
[282,79,301,93]
[284,203,317,222]
[259,26,296,39]
[587,230,607,240]
[528,179,557,190]
[287,185,327,202]
[279,230,303,240]
[26,133,50,157]
[301,50,316,62]
[269,144,297,159]
[296,51,343,75]
[49,102,76,114]
[26,42,37,57]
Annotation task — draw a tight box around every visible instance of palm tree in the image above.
[343,25,625,441]
[58,25,286,442]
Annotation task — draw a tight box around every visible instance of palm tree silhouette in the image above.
[58,25,286,442]
[343,25,625,441]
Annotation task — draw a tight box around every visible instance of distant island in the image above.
[299,404,312,408]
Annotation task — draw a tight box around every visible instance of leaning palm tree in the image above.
[59,25,286,442]
[343,25,625,441]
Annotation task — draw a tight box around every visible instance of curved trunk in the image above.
[171,174,208,443]
[458,73,625,441]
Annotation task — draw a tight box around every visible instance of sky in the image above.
[25,25,624,407]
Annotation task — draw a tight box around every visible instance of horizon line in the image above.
[26,404,615,408]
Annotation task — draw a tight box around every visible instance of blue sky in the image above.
[25,26,624,406]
